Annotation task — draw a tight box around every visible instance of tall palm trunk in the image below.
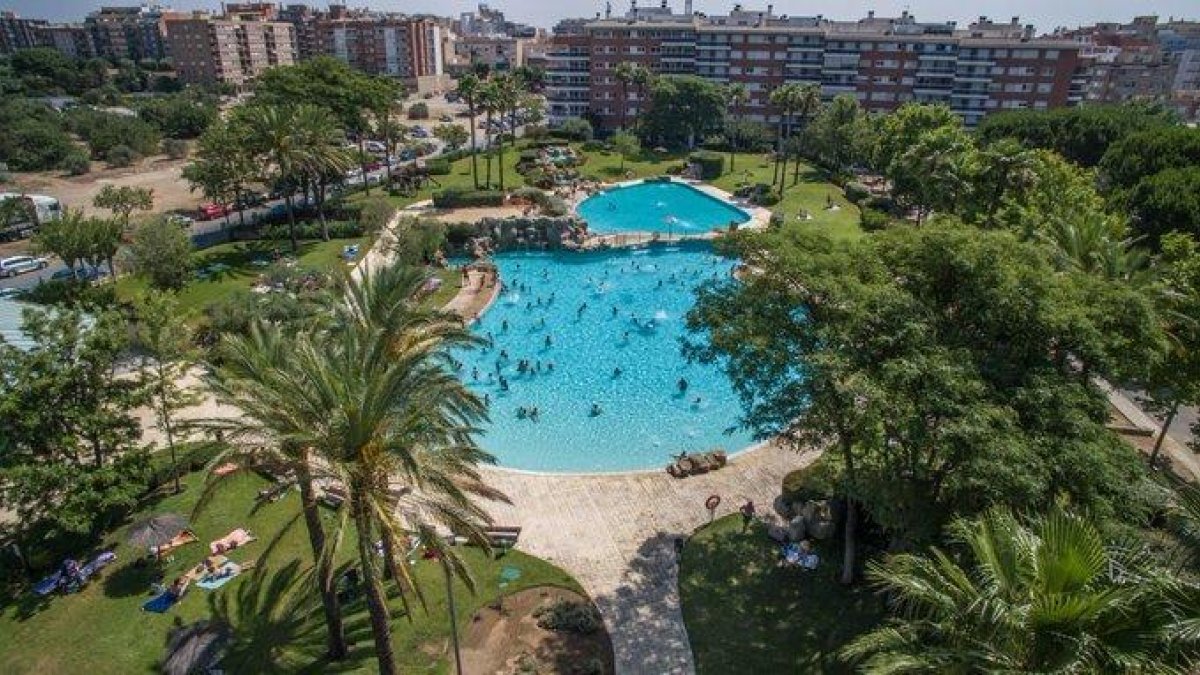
[284,192,298,254]
[1149,402,1179,468]
[467,99,480,190]
[484,109,494,189]
[778,116,791,195]
[839,438,858,585]
[378,522,415,621]
[296,453,348,660]
[498,130,506,192]
[352,484,397,675]
[772,121,783,187]
[358,137,372,196]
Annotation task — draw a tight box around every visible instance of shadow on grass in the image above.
[103,558,161,599]
[193,241,328,284]
[678,516,884,674]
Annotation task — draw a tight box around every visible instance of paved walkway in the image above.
[480,442,808,675]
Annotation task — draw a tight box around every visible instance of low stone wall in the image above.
[446,215,590,256]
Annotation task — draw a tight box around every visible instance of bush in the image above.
[860,207,890,231]
[843,181,870,203]
[511,186,568,216]
[407,102,429,119]
[432,189,505,209]
[751,189,781,206]
[423,158,451,175]
[689,151,724,180]
[106,144,138,167]
[781,456,840,503]
[534,599,603,634]
[580,140,605,152]
[65,107,160,159]
[60,150,91,175]
[162,138,189,159]
[863,195,896,213]
[557,117,593,141]
[357,196,395,234]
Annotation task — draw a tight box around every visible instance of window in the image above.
[1036,83,1052,93]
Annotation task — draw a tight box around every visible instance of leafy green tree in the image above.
[978,102,1175,167]
[0,307,149,541]
[1125,166,1200,244]
[888,125,978,224]
[93,184,154,229]
[31,207,91,275]
[84,216,124,278]
[433,123,468,150]
[65,107,161,160]
[1101,125,1200,193]
[558,117,593,141]
[803,94,870,175]
[968,138,1039,227]
[126,217,193,290]
[136,291,200,494]
[136,93,217,139]
[184,118,256,233]
[842,507,1192,673]
[874,103,960,172]
[611,130,641,172]
[0,99,74,171]
[640,75,726,150]
[687,225,1163,580]
[614,61,639,130]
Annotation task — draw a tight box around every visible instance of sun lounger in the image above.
[209,528,256,555]
[195,561,243,590]
[212,462,239,477]
[143,577,189,613]
[484,526,522,548]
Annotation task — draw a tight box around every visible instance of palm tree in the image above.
[286,264,505,675]
[293,106,353,241]
[725,84,748,173]
[238,104,339,253]
[456,74,482,190]
[790,83,822,186]
[768,84,799,190]
[478,79,501,190]
[492,75,520,192]
[842,507,1184,673]
[614,61,637,131]
[203,323,349,662]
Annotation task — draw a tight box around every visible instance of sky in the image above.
[3,0,1196,34]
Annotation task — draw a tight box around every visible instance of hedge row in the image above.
[432,189,505,209]
[689,151,725,180]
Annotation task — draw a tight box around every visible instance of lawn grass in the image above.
[116,237,367,318]
[346,144,862,242]
[422,266,465,310]
[0,469,582,674]
[679,514,884,674]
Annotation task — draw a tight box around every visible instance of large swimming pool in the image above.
[576,180,750,235]
[458,242,754,472]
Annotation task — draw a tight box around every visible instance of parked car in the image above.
[0,255,49,278]
[438,114,453,122]
[364,160,384,172]
[364,140,387,154]
[166,213,195,228]
[234,191,266,209]
[198,203,231,220]
[51,266,107,282]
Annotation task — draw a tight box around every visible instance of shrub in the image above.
[162,138,189,159]
[534,599,603,634]
[445,221,477,249]
[423,158,451,175]
[860,207,890,231]
[769,212,785,228]
[523,124,549,140]
[557,117,593,141]
[781,456,840,503]
[358,196,395,234]
[407,102,429,119]
[60,150,91,176]
[432,189,505,209]
[524,169,553,189]
[863,195,896,213]
[580,140,605,152]
[689,151,724,180]
[843,181,870,203]
[260,220,363,240]
[106,144,138,168]
[751,189,781,206]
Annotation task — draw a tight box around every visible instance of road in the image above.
[0,140,447,291]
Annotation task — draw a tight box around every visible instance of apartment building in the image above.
[166,13,296,87]
[0,12,46,55]
[449,35,525,73]
[84,5,183,62]
[36,24,98,60]
[314,16,443,79]
[545,3,1084,130]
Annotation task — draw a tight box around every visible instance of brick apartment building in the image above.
[546,2,1087,130]
[0,11,46,55]
[166,13,296,87]
[313,16,444,79]
[85,5,185,62]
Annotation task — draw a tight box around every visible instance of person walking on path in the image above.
[740,500,756,532]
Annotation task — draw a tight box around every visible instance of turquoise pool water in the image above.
[457,243,754,472]
[576,181,750,235]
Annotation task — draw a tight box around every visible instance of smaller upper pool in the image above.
[577,181,750,235]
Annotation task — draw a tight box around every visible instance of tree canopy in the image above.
[977,102,1176,167]
[639,75,726,149]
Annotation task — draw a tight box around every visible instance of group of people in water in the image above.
[459,255,731,422]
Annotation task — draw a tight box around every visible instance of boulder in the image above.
[804,499,835,540]
[772,495,793,520]
[787,515,807,542]
[766,524,789,544]
[808,520,835,540]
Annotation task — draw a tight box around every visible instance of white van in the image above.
[0,255,49,278]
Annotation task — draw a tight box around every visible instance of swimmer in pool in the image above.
[500,376,509,391]
[472,368,479,381]
[678,378,689,392]
[613,366,622,377]
[545,334,553,348]
[502,319,509,331]
[590,402,603,417]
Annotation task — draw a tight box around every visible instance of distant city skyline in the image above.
[2,0,1197,33]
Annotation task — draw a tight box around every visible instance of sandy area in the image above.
[431,205,527,222]
[1,153,200,217]
[460,586,614,675]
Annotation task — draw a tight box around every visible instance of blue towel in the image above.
[142,591,179,613]
[195,562,240,590]
[33,573,63,597]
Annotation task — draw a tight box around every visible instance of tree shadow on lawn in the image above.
[678,518,885,675]
[194,241,326,284]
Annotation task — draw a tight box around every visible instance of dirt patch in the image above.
[431,206,528,223]
[460,586,613,675]
[1,153,199,218]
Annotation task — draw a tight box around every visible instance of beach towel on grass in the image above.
[143,591,179,613]
[195,562,241,590]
